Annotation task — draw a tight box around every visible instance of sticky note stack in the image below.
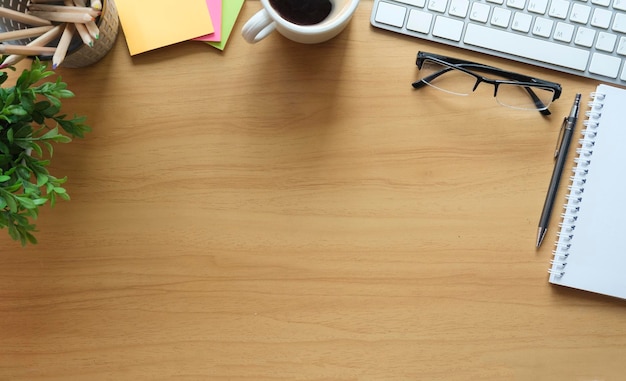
[114,0,245,55]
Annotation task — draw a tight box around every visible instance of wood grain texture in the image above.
[1,1,625,380]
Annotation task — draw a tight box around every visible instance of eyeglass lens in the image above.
[417,59,556,111]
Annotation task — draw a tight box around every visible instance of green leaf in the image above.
[30,142,43,157]
[16,165,31,180]
[6,128,13,144]
[52,135,72,143]
[7,105,27,116]
[4,193,17,213]
[40,126,60,139]
[15,196,36,209]
[0,141,9,154]
[36,173,48,187]
[4,182,22,193]
[13,124,32,138]
[43,141,53,156]
[0,175,10,182]
[33,198,47,206]
[8,223,18,241]
[24,230,37,245]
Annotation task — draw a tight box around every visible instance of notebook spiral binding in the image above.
[548,91,606,278]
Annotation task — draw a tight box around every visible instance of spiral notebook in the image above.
[548,84,626,299]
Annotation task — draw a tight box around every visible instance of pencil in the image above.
[0,25,54,43]
[0,7,52,26]
[90,0,103,10]
[27,10,95,23]
[74,23,94,47]
[28,4,101,18]
[52,23,75,69]
[84,20,100,39]
[0,44,57,56]
[0,24,64,68]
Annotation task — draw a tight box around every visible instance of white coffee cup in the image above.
[242,0,360,44]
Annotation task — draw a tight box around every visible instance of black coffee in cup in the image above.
[269,0,333,26]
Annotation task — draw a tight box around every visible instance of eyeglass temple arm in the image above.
[411,67,455,89]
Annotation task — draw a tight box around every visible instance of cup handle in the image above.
[242,9,277,43]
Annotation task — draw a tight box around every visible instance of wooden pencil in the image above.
[52,23,75,69]
[27,10,95,23]
[74,23,94,47]
[0,25,54,43]
[0,24,64,68]
[0,7,52,26]
[28,4,101,18]
[84,20,99,39]
[90,0,102,10]
[0,44,57,56]
[69,0,100,39]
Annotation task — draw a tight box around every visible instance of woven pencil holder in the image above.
[0,0,119,68]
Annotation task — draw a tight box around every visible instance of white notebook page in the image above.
[548,84,626,299]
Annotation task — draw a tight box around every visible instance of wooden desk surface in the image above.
[2,1,624,379]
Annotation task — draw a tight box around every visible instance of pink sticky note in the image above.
[194,0,222,42]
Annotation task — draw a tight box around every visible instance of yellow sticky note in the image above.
[115,0,214,55]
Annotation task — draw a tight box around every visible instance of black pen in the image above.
[536,93,582,248]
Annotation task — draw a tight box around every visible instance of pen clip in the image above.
[554,117,567,158]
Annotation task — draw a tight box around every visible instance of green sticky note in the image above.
[208,0,245,50]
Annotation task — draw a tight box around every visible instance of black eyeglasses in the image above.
[412,52,562,115]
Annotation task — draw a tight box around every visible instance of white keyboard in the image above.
[371,0,626,85]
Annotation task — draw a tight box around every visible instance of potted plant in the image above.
[0,58,90,246]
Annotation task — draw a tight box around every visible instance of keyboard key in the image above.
[375,1,407,27]
[549,0,570,18]
[432,15,464,40]
[449,0,469,18]
[528,0,548,14]
[617,36,626,55]
[615,0,626,12]
[570,3,592,24]
[612,13,626,33]
[591,8,613,28]
[463,23,590,71]
[469,2,490,22]
[554,21,575,42]
[407,9,433,33]
[575,27,597,47]
[491,8,512,27]
[512,12,532,32]
[532,17,553,37]
[596,31,617,52]
[589,52,622,77]
[506,0,527,10]
[428,0,448,13]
